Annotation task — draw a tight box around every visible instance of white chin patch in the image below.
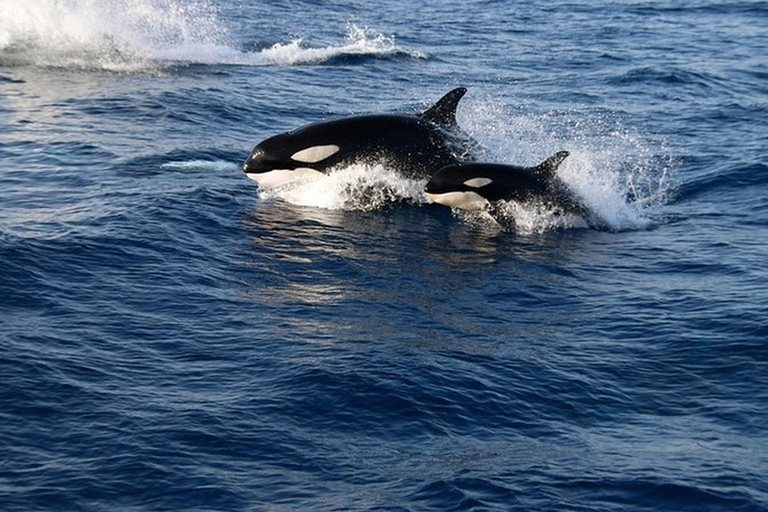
[463,177,493,188]
[426,191,489,211]
[291,144,341,164]
[245,168,325,188]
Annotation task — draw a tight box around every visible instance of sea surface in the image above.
[1,1,767,510]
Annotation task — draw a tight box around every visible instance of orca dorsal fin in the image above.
[534,151,570,176]
[419,87,467,126]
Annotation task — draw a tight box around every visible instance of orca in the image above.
[425,151,588,217]
[243,87,477,188]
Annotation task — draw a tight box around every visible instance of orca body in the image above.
[243,87,477,188]
[425,151,587,216]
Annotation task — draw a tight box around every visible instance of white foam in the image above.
[257,163,427,212]
[251,25,425,67]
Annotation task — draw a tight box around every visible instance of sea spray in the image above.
[0,0,228,71]
[457,99,676,232]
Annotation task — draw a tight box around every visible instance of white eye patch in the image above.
[463,177,493,188]
[291,144,341,163]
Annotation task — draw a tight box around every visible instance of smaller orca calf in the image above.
[425,151,588,217]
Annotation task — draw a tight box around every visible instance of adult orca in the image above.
[243,87,477,188]
[425,151,588,217]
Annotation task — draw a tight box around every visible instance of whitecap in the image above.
[0,1,422,72]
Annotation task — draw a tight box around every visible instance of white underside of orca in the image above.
[425,191,489,211]
[245,168,325,189]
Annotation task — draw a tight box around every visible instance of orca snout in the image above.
[243,148,269,174]
[424,164,460,195]
[424,181,452,196]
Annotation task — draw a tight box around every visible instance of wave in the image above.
[253,26,425,67]
[0,0,223,71]
[0,0,422,72]
[675,161,768,202]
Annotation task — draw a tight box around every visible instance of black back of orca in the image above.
[250,114,464,174]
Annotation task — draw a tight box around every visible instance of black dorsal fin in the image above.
[418,87,467,126]
[534,151,570,176]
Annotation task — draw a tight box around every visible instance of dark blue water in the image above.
[2,1,767,510]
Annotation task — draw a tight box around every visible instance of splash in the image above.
[0,0,229,71]
[456,100,676,233]
[0,0,422,72]
[452,202,590,235]
[257,164,427,212]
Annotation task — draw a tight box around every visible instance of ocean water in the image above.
[1,0,767,510]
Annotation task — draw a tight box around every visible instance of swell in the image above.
[675,161,768,203]
[607,66,727,91]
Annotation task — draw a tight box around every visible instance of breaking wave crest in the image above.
[0,0,226,71]
[256,25,425,67]
[0,0,422,72]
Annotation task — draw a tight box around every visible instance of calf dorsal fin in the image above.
[534,151,570,176]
